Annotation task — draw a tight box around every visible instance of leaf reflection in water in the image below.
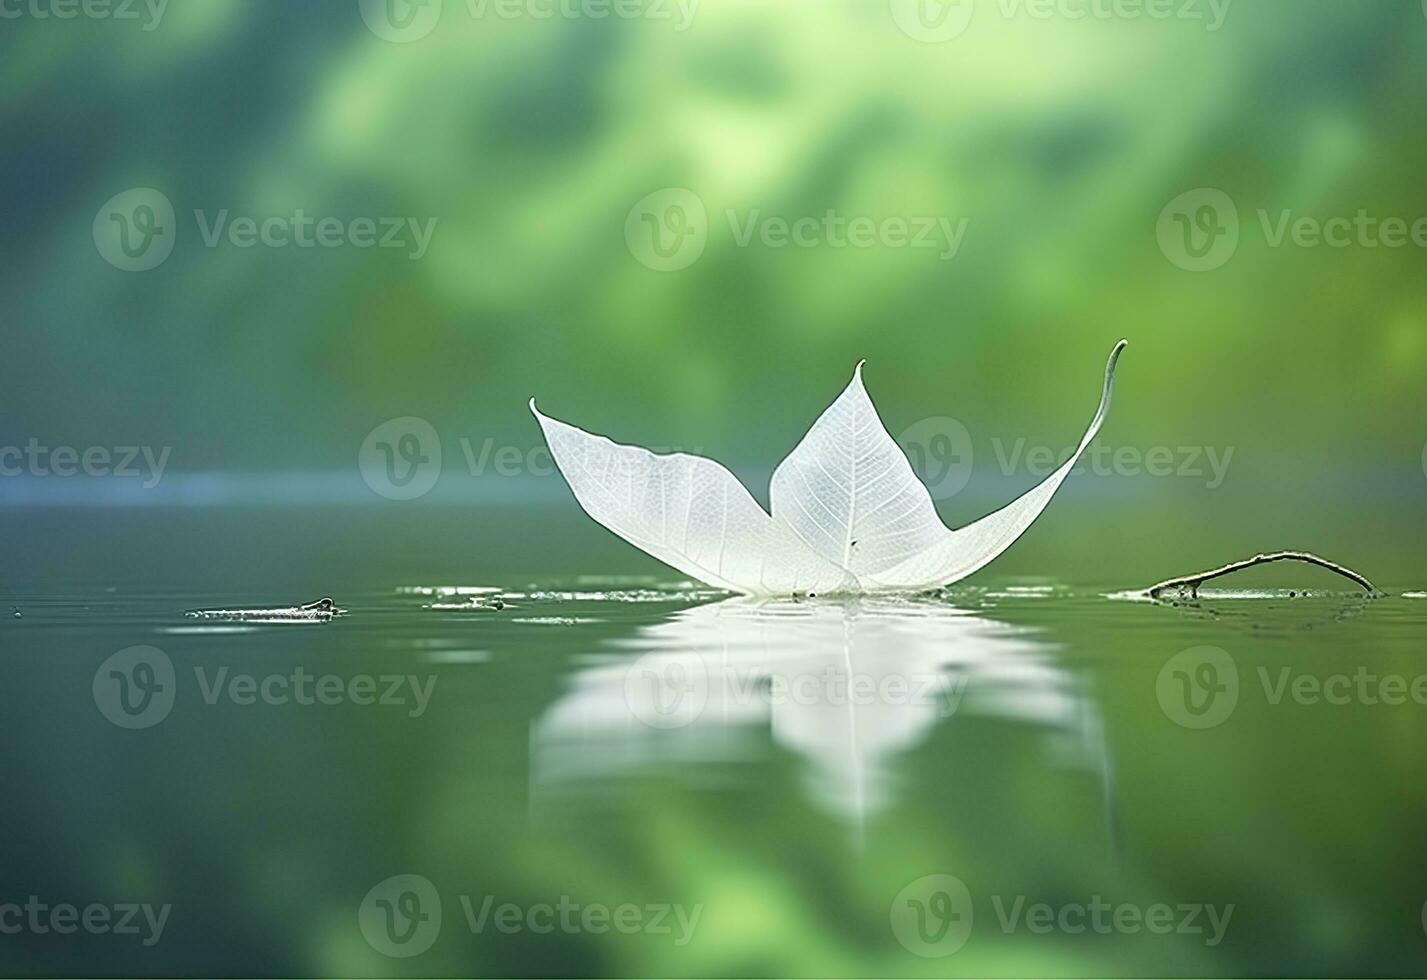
[532,596,1113,836]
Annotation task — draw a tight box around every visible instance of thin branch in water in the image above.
[1144,551,1384,600]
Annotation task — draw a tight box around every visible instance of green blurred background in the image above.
[3,0,1425,520]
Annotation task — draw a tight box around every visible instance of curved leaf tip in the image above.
[1089,339,1128,440]
[1107,338,1127,378]
[1108,339,1128,376]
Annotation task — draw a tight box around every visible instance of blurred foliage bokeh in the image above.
[3,0,1425,489]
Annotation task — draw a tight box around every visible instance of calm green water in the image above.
[5,505,1427,978]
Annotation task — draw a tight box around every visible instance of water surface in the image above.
[5,506,1426,977]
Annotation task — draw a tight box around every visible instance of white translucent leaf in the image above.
[530,401,857,595]
[532,342,1125,595]
[868,340,1127,590]
[769,362,947,579]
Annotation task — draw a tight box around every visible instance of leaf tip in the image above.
[854,359,867,381]
[1106,339,1128,377]
[528,396,541,418]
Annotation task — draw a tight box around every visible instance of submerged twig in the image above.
[1145,551,1383,600]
